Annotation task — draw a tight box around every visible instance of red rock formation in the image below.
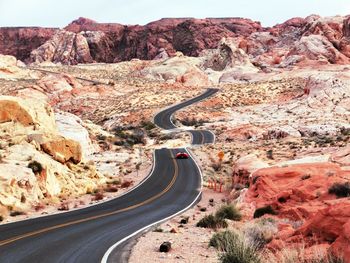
[245,162,350,261]
[28,17,263,64]
[245,163,350,221]
[2,15,350,65]
[30,30,93,65]
[0,27,57,61]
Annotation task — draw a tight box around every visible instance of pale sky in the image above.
[0,0,349,28]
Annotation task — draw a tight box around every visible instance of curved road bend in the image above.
[0,88,219,263]
[154,88,219,144]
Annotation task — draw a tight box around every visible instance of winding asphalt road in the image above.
[0,88,218,263]
[154,88,218,144]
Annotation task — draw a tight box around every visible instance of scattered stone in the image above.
[159,241,171,253]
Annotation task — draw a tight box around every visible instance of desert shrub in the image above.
[266,149,274,160]
[93,192,104,201]
[58,203,69,211]
[97,134,107,141]
[219,233,261,263]
[211,162,222,171]
[196,214,228,229]
[253,205,277,218]
[126,130,146,145]
[141,120,156,131]
[153,227,164,232]
[180,117,204,127]
[10,211,25,217]
[308,254,345,263]
[268,248,345,263]
[28,161,43,174]
[215,204,242,221]
[340,127,350,136]
[209,230,238,251]
[244,219,277,249]
[121,180,132,188]
[328,182,350,198]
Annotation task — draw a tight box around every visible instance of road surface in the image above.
[0,88,218,263]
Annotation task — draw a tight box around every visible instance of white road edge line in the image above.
[101,148,203,263]
[1,151,156,227]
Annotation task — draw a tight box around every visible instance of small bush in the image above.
[153,227,163,232]
[10,211,25,217]
[244,219,277,249]
[308,254,345,263]
[266,149,274,160]
[28,161,43,174]
[180,117,204,127]
[209,230,238,251]
[219,233,261,263]
[215,204,242,221]
[121,180,133,188]
[253,205,277,218]
[93,192,104,201]
[196,214,228,229]
[211,162,222,171]
[141,121,156,131]
[328,182,350,198]
[58,203,69,211]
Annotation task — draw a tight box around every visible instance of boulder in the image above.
[159,241,172,252]
[55,111,97,158]
[0,96,56,132]
[39,135,82,164]
[0,100,34,126]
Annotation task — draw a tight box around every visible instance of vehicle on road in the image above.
[175,152,189,159]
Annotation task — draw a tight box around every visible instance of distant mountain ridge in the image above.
[0,15,349,66]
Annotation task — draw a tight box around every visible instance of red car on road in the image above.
[175,152,189,159]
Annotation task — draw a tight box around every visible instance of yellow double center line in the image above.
[0,151,179,247]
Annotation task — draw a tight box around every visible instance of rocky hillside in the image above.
[1,15,349,66]
[0,27,57,61]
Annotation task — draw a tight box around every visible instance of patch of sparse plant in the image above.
[253,205,277,218]
[219,232,261,263]
[141,120,156,131]
[215,204,242,221]
[209,230,238,251]
[244,218,277,249]
[196,214,228,229]
[180,117,205,127]
[10,211,25,217]
[328,182,350,198]
[28,161,43,174]
[266,149,274,160]
[211,162,222,171]
[153,227,164,232]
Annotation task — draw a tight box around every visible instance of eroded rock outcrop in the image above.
[0,96,105,219]
[30,30,93,65]
[0,27,57,61]
[2,15,350,66]
[0,96,56,131]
